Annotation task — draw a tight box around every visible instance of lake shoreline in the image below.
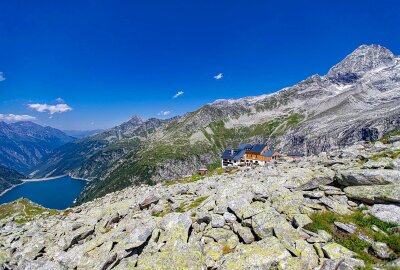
[0,175,89,198]
[0,175,88,209]
[0,183,24,197]
[21,175,67,182]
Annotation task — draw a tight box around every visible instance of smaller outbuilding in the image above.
[287,151,305,158]
[198,168,208,176]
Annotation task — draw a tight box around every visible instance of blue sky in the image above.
[0,0,399,130]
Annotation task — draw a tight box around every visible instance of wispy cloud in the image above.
[0,72,5,82]
[158,110,172,116]
[28,103,73,115]
[173,91,184,99]
[0,114,36,122]
[214,73,223,80]
[56,97,65,103]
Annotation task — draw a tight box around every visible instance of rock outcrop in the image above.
[1,139,399,269]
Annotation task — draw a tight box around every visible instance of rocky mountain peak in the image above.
[127,115,143,125]
[326,44,396,82]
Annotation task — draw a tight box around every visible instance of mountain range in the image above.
[1,44,399,205]
[0,121,74,174]
[33,44,400,204]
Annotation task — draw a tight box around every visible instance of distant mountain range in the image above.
[62,129,104,139]
[25,44,400,204]
[0,121,74,173]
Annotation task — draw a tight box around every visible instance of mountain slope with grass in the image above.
[33,44,400,204]
[0,165,25,195]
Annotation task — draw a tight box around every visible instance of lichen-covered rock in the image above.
[322,243,355,259]
[136,244,205,270]
[319,196,352,215]
[292,214,312,228]
[338,169,400,186]
[159,212,192,248]
[233,223,254,244]
[334,221,356,234]
[139,195,159,210]
[344,184,400,204]
[211,214,225,228]
[278,257,304,270]
[223,212,236,223]
[371,241,391,259]
[274,220,302,247]
[204,242,223,262]
[320,258,365,270]
[251,207,284,239]
[369,204,400,225]
[221,237,291,269]
[120,218,156,250]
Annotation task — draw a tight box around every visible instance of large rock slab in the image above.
[159,212,192,247]
[319,196,352,215]
[338,169,400,186]
[251,207,284,239]
[136,244,205,270]
[220,237,291,269]
[321,243,355,259]
[344,184,400,204]
[369,204,400,225]
[121,218,156,250]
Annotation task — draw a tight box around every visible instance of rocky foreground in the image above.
[1,139,400,269]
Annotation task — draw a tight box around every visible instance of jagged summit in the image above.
[209,44,398,106]
[326,44,396,79]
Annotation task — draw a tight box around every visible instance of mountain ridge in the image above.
[0,121,74,173]
[31,44,400,204]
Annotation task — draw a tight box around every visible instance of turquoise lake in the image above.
[0,176,87,210]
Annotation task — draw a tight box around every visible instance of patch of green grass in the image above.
[188,196,209,210]
[374,232,400,255]
[369,150,400,161]
[175,202,187,213]
[305,210,399,268]
[214,167,225,175]
[0,198,58,224]
[207,161,221,172]
[151,196,208,217]
[163,174,205,186]
[349,211,398,232]
[304,211,336,233]
[379,129,400,144]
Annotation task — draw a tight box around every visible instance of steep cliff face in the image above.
[34,44,400,203]
[0,121,74,173]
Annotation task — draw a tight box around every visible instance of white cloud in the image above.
[173,91,184,99]
[214,73,223,80]
[0,72,5,82]
[158,110,172,116]
[56,97,65,103]
[28,103,73,115]
[0,114,36,122]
